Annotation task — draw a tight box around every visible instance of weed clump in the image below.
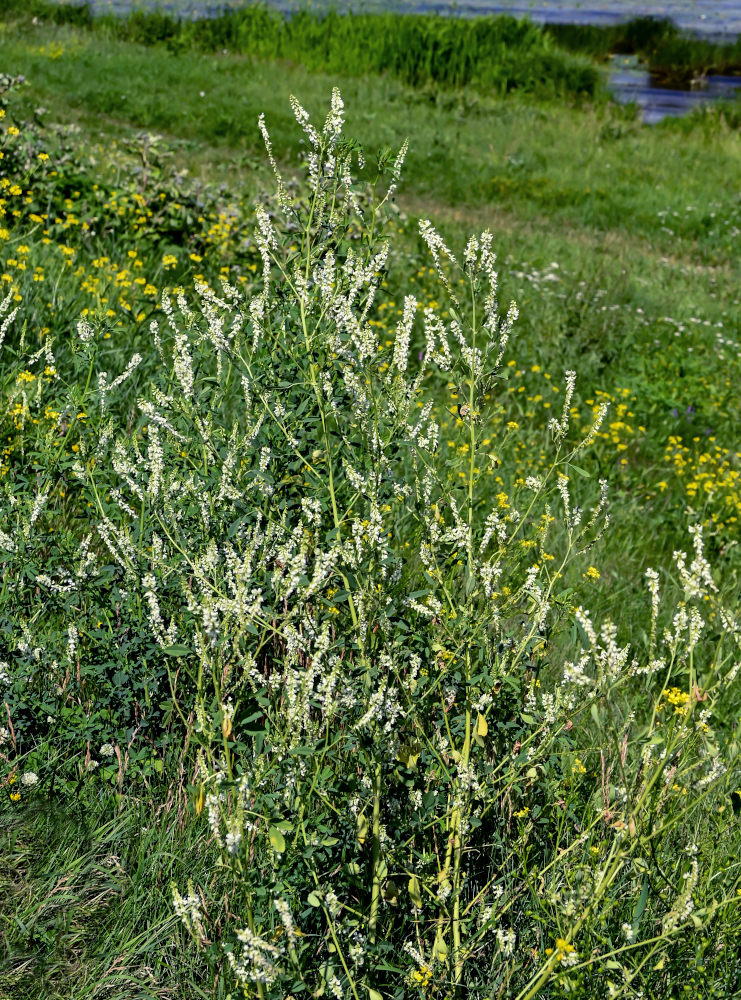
[1,84,740,999]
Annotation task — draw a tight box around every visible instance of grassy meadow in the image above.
[1,3,740,999]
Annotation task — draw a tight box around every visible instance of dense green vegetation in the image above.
[548,15,741,84]
[1,4,740,999]
[8,0,741,90]
[5,0,603,99]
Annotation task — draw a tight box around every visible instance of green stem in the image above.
[368,760,382,944]
[245,904,266,1000]
[452,698,472,994]
[467,282,477,575]
[324,906,362,1000]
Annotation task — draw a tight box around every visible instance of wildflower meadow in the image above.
[1,4,740,999]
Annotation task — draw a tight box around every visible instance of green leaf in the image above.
[398,743,420,769]
[268,826,286,853]
[567,463,591,478]
[367,990,383,1000]
[433,930,448,962]
[307,891,322,907]
[163,645,192,657]
[408,874,423,909]
[356,812,369,846]
[382,879,399,905]
[632,877,649,934]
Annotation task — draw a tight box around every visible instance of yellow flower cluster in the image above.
[545,937,576,961]
[659,686,691,716]
[410,966,432,988]
[665,435,741,536]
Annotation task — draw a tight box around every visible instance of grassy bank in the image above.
[2,12,740,251]
[1,7,740,1000]
[10,0,741,89]
[4,0,603,99]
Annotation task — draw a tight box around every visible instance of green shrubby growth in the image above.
[1,87,741,998]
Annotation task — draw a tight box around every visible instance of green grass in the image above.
[0,795,217,999]
[1,5,740,998]
[18,0,741,85]
[4,0,604,99]
[2,17,740,252]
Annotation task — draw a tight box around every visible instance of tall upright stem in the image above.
[368,761,383,944]
[452,693,472,994]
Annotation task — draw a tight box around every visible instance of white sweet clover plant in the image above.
[5,89,735,998]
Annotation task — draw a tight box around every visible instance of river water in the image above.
[610,58,741,123]
[58,0,741,122]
